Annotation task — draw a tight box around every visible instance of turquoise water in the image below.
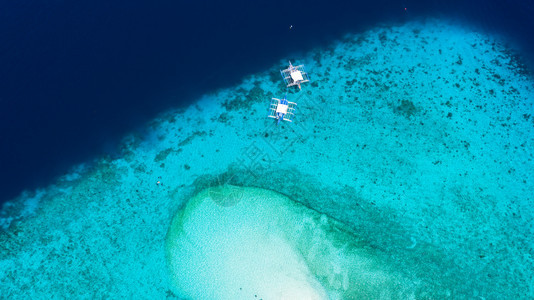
[1,19,533,299]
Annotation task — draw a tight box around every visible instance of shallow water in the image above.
[1,5,533,299]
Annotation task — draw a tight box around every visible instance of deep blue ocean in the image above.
[1,0,533,204]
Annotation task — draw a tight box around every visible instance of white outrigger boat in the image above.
[267,94,297,125]
[280,61,310,90]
